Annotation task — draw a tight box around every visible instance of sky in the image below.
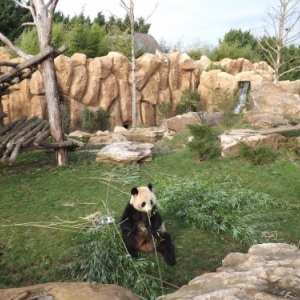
[56,0,273,49]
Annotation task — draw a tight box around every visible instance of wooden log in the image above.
[0,120,18,136]
[0,112,8,121]
[288,120,300,125]
[34,129,50,144]
[0,62,19,67]
[67,137,86,148]
[22,136,36,148]
[36,140,75,149]
[260,124,300,135]
[0,46,53,84]
[0,117,40,157]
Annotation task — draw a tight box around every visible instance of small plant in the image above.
[206,62,226,72]
[187,123,220,161]
[176,89,200,115]
[59,103,71,134]
[157,102,172,120]
[79,107,110,133]
[238,142,277,165]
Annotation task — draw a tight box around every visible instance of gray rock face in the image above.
[159,243,300,300]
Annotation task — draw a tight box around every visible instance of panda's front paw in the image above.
[148,225,157,235]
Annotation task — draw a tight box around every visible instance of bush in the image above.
[16,22,109,58]
[79,108,110,133]
[238,142,277,165]
[157,175,276,245]
[59,103,71,134]
[209,42,261,62]
[187,123,220,161]
[176,89,200,115]
[15,27,40,55]
[157,102,172,120]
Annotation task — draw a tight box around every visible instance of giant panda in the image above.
[120,183,176,265]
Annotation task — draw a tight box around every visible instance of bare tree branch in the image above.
[0,33,31,60]
[257,0,300,83]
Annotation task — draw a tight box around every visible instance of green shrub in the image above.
[157,175,275,245]
[176,89,200,115]
[209,42,261,62]
[15,27,40,55]
[157,102,172,120]
[238,142,277,165]
[187,123,220,161]
[59,103,71,134]
[16,22,108,58]
[79,108,110,133]
[55,223,162,300]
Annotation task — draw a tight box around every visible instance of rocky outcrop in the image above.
[249,82,300,116]
[2,49,300,130]
[95,141,154,165]
[0,282,140,300]
[160,243,300,300]
[219,129,287,157]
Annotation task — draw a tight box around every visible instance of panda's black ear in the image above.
[147,183,153,191]
[131,187,138,196]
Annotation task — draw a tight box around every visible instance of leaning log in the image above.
[260,124,300,135]
[0,46,53,84]
[8,120,48,163]
[35,140,75,149]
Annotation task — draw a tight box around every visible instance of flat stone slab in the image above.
[95,141,154,165]
[219,129,286,157]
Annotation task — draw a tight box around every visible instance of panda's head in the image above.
[130,183,157,213]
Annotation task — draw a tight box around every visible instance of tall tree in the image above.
[13,0,68,165]
[223,29,258,50]
[257,0,300,83]
[118,0,157,128]
[0,0,31,42]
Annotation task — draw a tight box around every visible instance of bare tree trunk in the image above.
[130,0,136,128]
[28,0,68,165]
[40,55,67,165]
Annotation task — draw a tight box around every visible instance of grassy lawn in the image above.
[0,130,300,298]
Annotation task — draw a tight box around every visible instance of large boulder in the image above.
[160,243,300,300]
[219,129,286,157]
[0,282,140,300]
[95,141,154,165]
[161,112,201,132]
[249,82,300,117]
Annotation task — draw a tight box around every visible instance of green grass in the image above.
[0,135,300,298]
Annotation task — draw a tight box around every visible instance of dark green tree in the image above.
[0,0,32,42]
[223,29,258,50]
[93,11,106,26]
[105,13,150,34]
[53,10,70,24]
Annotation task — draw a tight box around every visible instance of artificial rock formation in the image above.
[2,48,300,131]
[160,243,300,300]
[0,282,140,300]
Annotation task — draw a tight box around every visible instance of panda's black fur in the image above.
[120,183,176,265]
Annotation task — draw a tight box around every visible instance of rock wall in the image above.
[1,47,300,130]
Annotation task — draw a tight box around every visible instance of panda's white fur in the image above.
[130,185,157,212]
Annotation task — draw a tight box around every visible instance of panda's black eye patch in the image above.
[150,200,153,205]
[141,202,146,207]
